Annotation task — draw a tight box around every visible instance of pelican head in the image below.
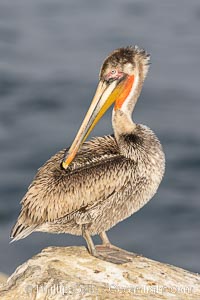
[62,46,150,169]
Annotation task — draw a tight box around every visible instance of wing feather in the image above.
[11,135,134,239]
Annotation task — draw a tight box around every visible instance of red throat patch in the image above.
[114,75,135,110]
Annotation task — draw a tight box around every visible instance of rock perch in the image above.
[0,246,200,300]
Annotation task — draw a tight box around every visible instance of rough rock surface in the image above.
[0,273,8,286]
[0,246,200,300]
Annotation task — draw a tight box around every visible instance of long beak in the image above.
[62,76,128,169]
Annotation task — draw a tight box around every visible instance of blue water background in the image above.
[0,0,200,275]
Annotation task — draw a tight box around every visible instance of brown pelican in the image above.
[11,46,165,263]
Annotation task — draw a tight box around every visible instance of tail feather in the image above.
[10,222,38,243]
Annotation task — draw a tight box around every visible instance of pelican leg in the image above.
[82,225,97,256]
[82,227,136,264]
[99,231,125,250]
[96,231,136,264]
[99,231,110,245]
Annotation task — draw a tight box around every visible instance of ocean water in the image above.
[0,0,200,275]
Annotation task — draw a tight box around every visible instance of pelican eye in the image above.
[104,69,118,84]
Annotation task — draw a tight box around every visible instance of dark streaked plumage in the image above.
[11,46,165,263]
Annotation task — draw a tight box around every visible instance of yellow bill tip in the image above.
[62,151,76,169]
[62,161,69,170]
